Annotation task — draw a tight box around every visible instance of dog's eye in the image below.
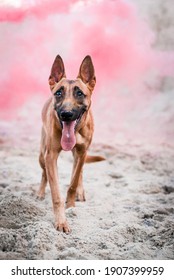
[76,91,84,97]
[55,90,62,97]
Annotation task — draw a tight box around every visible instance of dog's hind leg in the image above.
[69,150,86,202]
[76,170,86,202]
[37,127,47,199]
[66,150,86,208]
[37,152,47,199]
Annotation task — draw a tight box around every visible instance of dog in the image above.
[38,55,104,233]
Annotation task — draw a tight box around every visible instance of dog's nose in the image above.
[60,110,74,121]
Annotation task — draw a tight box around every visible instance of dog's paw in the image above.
[37,191,45,200]
[76,191,86,202]
[55,220,71,233]
[66,201,75,209]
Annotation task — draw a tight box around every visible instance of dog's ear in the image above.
[49,55,66,89]
[77,55,96,91]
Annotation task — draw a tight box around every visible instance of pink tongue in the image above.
[61,121,76,151]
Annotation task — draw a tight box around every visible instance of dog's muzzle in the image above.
[56,107,87,128]
[59,110,77,122]
[55,107,86,151]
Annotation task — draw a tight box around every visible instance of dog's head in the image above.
[48,55,96,151]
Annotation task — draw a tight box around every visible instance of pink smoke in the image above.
[0,0,174,145]
[0,0,79,118]
[0,0,77,22]
[69,1,154,83]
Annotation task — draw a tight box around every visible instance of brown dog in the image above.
[38,55,104,233]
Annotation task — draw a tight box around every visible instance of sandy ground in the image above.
[0,123,174,260]
[0,0,174,260]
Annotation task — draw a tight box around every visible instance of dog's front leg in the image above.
[45,150,70,233]
[66,151,86,208]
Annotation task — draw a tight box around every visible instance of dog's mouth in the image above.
[59,111,84,130]
[59,111,85,151]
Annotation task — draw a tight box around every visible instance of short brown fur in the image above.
[38,55,104,233]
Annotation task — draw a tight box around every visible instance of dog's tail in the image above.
[85,155,105,163]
